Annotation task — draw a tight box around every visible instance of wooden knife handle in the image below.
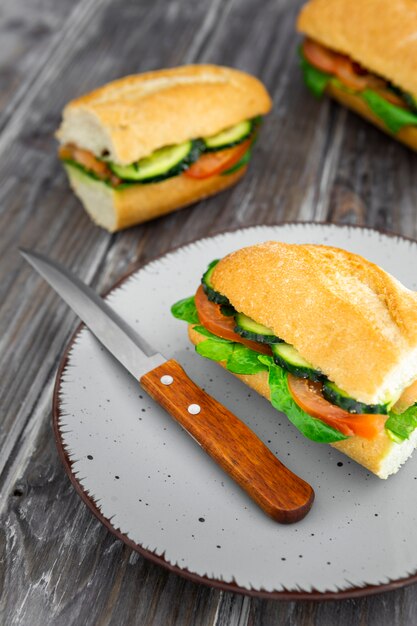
[140,359,314,523]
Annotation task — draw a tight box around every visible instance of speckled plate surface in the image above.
[54,223,417,599]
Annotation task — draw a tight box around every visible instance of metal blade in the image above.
[20,249,165,379]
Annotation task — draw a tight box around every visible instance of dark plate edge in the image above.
[52,220,417,601]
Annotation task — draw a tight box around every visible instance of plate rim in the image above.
[52,221,417,601]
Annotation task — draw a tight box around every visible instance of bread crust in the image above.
[65,163,247,232]
[56,65,272,165]
[188,326,399,478]
[327,82,417,151]
[297,0,417,99]
[210,242,417,405]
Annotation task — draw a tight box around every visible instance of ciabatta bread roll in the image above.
[56,65,272,231]
[172,242,417,479]
[297,0,417,150]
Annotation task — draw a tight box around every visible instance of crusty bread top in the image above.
[297,0,417,99]
[56,65,272,165]
[211,242,417,405]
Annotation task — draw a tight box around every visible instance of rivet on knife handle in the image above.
[140,359,315,524]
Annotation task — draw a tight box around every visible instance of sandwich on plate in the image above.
[56,65,272,232]
[172,242,417,479]
[297,0,417,150]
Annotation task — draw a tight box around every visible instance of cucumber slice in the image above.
[201,260,230,305]
[109,140,202,183]
[220,304,236,317]
[323,381,389,415]
[234,313,282,344]
[204,120,252,151]
[271,343,325,382]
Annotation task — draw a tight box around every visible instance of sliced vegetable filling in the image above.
[322,381,389,415]
[271,343,324,383]
[234,312,282,345]
[109,140,201,183]
[60,118,260,188]
[287,376,386,440]
[170,261,417,442]
[203,119,253,151]
[201,260,230,305]
[300,38,417,133]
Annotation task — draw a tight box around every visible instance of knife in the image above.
[21,249,314,523]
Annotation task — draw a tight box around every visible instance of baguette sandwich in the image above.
[56,65,272,232]
[172,242,417,479]
[297,0,417,150]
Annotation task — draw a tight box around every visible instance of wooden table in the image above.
[2,0,417,623]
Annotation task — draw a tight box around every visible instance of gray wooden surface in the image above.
[1,0,417,624]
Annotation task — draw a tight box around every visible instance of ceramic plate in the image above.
[54,223,417,599]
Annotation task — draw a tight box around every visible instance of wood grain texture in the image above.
[1,0,417,623]
[140,359,314,523]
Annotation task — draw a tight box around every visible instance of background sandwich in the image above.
[56,65,272,232]
[172,242,417,479]
[297,0,417,151]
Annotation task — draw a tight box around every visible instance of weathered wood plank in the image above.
[324,112,417,233]
[0,0,232,478]
[0,0,85,118]
[237,590,417,626]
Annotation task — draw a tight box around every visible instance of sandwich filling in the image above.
[172,260,417,445]
[59,118,261,190]
[300,38,417,134]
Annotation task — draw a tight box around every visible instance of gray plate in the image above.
[55,223,417,598]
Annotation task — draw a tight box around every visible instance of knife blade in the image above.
[21,249,314,523]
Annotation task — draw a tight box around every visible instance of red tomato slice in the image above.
[184,140,251,180]
[59,144,111,179]
[287,374,386,439]
[194,285,272,355]
[303,39,386,92]
[303,38,339,74]
[335,58,375,91]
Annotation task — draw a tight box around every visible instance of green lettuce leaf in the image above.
[226,344,268,375]
[171,296,199,324]
[193,330,267,375]
[192,325,231,342]
[258,356,348,443]
[299,50,331,99]
[385,404,417,442]
[196,339,234,361]
[362,89,417,134]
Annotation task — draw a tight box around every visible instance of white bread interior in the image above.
[64,163,247,232]
[189,326,417,479]
[56,65,272,165]
[297,0,417,100]
[210,242,417,406]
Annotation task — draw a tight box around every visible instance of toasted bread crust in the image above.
[210,242,417,405]
[56,65,272,165]
[65,163,247,232]
[188,326,399,478]
[297,0,417,99]
[327,82,417,151]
